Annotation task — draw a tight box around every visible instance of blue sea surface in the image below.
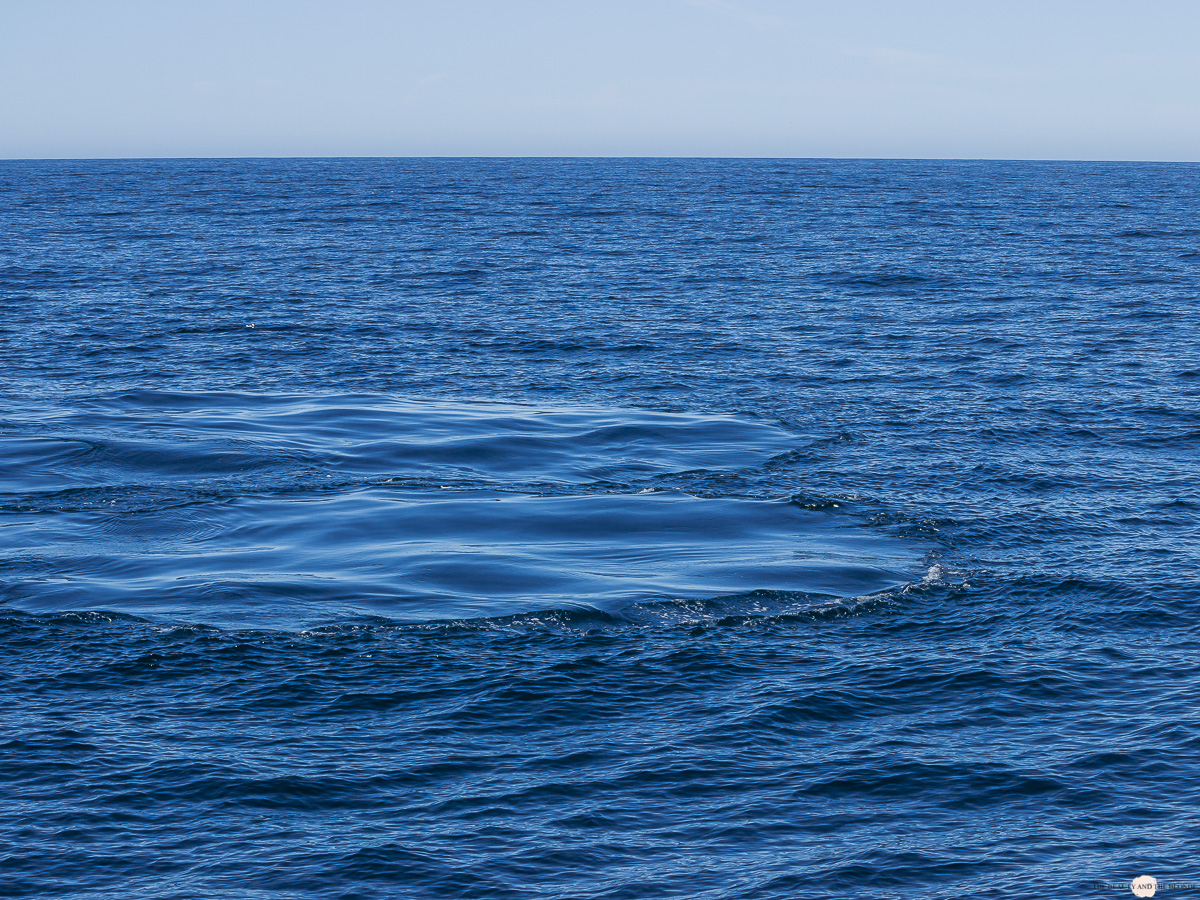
[2,158,1198,898]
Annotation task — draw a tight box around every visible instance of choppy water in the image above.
[2,158,1199,899]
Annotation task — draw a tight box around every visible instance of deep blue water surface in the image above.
[2,158,1198,898]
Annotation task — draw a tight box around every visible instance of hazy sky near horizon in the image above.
[3,0,1199,160]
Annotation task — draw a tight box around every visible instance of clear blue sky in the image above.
[3,0,1198,160]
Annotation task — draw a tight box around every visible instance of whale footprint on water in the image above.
[0,392,918,628]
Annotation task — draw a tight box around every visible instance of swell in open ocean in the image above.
[2,158,1199,899]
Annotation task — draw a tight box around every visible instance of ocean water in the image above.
[1,158,1198,898]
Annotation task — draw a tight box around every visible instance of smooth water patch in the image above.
[0,391,800,488]
[1,393,917,628]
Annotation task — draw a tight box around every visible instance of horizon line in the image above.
[3,154,1199,164]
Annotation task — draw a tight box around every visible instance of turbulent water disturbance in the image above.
[2,158,1199,899]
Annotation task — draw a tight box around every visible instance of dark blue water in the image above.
[2,158,1198,898]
